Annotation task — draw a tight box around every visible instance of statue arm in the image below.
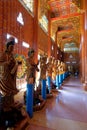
[11,62,18,74]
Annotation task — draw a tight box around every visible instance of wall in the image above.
[0,1,3,51]
[38,26,48,54]
[0,0,34,57]
[38,25,59,58]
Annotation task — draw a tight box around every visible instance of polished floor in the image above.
[27,76,87,130]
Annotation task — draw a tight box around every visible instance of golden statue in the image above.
[57,60,61,74]
[0,38,30,127]
[0,37,20,111]
[60,61,64,73]
[39,54,47,80]
[46,56,53,77]
[26,48,39,84]
[0,37,18,97]
[52,59,57,80]
[62,62,67,72]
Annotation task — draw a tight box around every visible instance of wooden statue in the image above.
[52,59,57,80]
[26,48,39,84]
[57,60,61,74]
[39,54,47,80]
[63,62,67,72]
[51,57,55,78]
[60,61,64,72]
[0,37,18,98]
[0,37,28,129]
[46,56,53,78]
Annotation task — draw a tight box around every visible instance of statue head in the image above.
[43,56,47,62]
[48,56,52,63]
[5,37,15,53]
[28,48,35,58]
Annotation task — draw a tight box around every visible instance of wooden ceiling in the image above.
[39,0,82,64]
[51,16,81,49]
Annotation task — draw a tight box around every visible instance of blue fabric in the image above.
[41,79,46,100]
[26,84,34,118]
[47,76,51,92]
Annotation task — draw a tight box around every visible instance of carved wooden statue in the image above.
[51,57,54,78]
[0,38,30,129]
[46,56,53,77]
[0,37,18,98]
[57,60,61,74]
[52,59,57,80]
[63,62,67,72]
[26,48,39,84]
[60,61,64,72]
[39,54,47,80]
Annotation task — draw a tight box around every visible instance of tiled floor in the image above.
[27,124,55,130]
[28,76,87,130]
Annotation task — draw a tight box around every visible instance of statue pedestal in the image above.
[41,79,46,100]
[26,84,34,118]
[47,76,51,93]
[56,75,59,89]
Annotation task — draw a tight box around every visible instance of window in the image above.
[17,12,24,25]
[39,15,48,33]
[22,41,29,48]
[22,0,34,13]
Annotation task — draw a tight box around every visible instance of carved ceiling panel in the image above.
[51,16,81,44]
[57,30,81,49]
[38,0,82,62]
[48,0,81,19]
[39,0,49,19]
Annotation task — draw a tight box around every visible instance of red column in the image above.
[84,10,87,90]
[80,13,85,83]
[48,10,51,57]
[83,0,87,90]
[33,0,38,62]
[0,1,3,52]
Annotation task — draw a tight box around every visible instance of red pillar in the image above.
[33,0,38,62]
[48,10,51,57]
[0,1,5,52]
[80,13,85,83]
[83,0,87,90]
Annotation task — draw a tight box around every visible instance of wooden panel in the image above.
[0,0,34,56]
[38,26,48,54]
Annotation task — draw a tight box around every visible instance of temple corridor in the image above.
[27,76,87,130]
[1,1,87,129]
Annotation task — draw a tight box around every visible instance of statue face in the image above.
[30,52,34,58]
